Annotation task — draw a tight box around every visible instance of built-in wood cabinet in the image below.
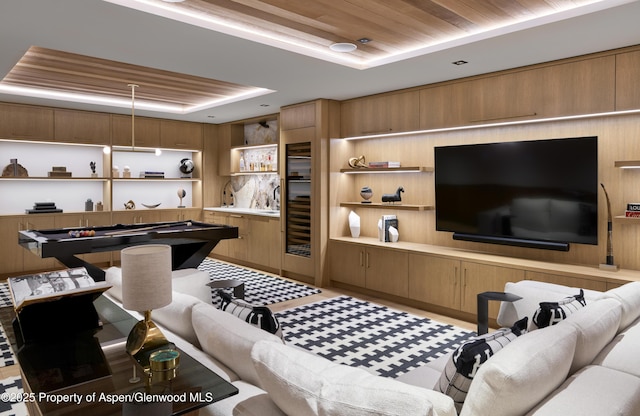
[408,253,461,310]
[524,271,606,292]
[111,114,161,148]
[615,50,640,111]
[0,215,57,276]
[54,109,110,145]
[160,119,203,150]
[330,240,409,297]
[460,262,525,318]
[0,103,54,141]
[341,90,419,137]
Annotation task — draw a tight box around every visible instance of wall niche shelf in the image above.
[614,160,640,168]
[340,166,432,174]
[340,202,434,211]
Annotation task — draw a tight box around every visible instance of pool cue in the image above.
[104,221,189,236]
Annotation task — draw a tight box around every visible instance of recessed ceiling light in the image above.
[452,60,468,65]
[260,104,270,107]
[329,43,357,53]
[358,38,372,44]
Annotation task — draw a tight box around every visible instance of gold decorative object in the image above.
[149,349,180,383]
[348,155,367,168]
[121,245,173,368]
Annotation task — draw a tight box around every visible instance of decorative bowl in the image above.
[142,203,161,209]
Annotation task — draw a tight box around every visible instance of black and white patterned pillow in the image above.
[531,289,586,330]
[218,290,284,340]
[436,317,528,412]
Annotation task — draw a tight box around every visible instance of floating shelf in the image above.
[0,177,108,181]
[340,202,434,211]
[231,143,278,150]
[340,166,433,173]
[614,215,640,223]
[614,160,640,168]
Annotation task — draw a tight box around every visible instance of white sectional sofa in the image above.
[104,267,640,416]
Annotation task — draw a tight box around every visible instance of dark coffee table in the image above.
[5,295,238,415]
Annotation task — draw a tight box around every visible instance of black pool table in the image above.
[18,220,238,281]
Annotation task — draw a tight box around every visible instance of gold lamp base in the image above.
[126,310,171,369]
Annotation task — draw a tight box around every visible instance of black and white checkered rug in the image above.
[276,296,476,379]
[0,283,16,368]
[198,258,321,307]
[0,375,27,416]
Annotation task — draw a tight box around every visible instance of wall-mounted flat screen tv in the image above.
[434,137,598,251]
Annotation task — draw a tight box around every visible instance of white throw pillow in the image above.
[602,281,640,331]
[251,340,457,416]
[192,302,284,389]
[459,323,577,416]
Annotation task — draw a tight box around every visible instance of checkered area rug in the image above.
[0,375,27,416]
[198,258,321,307]
[276,296,476,379]
[0,283,15,368]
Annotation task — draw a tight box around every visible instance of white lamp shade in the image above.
[121,244,172,312]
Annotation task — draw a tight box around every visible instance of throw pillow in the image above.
[531,289,586,330]
[436,317,528,413]
[218,290,284,340]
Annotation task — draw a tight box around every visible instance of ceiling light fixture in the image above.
[358,38,372,44]
[452,60,468,65]
[329,43,357,53]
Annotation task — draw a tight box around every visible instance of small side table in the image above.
[207,279,245,299]
[477,291,522,335]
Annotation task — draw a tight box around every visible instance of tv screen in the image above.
[434,137,598,250]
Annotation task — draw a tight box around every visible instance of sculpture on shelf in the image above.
[177,188,186,208]
[179,158,195,178]
[2,159,28,177]
[124,200,136,210]
[360,186,373,203]
[600,183,619,271]
[348,155,367,169]
[382,186,404,203]
[89,161,97,177]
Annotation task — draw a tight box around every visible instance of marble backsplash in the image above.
[224,174,281,211]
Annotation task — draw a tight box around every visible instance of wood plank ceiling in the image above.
[155,0,602,63]
[1,46,267,112]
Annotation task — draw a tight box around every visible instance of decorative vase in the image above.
[360,186,373,203]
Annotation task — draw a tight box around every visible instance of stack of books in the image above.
[26,201,62,214]
[48,166,72,177]
[625,203,640,217]
[368,161,401,168]
[139,171,165,178]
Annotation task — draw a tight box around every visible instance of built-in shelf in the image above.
[340,202,434,211]
[231,143,278,150]
[614,160,640,168]
[230,171,278,176]
[614,215,640,223]
[112,178,200,181]
[0,177,108,181]
[340,166,433,173]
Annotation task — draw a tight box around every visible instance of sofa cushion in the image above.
[203,380,286,416]
[192,302,284,388]
[218,290,283,340]
[460,323,577,416]
[525,365,640,416]
[171,268,212,304]
[592,315,640,378]
[496,280,601,327]
[562,298,622,375]
[251,340,457,416]
[435,317,528,412]
[602,281,640,331]
[105,266,124,301]
[152,291,203,348]
[530,289,586,330]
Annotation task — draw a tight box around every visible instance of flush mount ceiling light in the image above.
[329,42,358,53]
[452,60,468,65]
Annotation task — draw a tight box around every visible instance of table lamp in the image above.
[121,244,173,368]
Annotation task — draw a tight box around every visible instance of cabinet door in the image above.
[460,262,525,318]
[408,254,461,310]
[0,103,54,140]
[0,216,24,274]
[268,218,281,270]
[341,91,419,137]
[615,50,640,111]
[204,212,229,257]
[111,115,160,148]
[419,82,474,129]
[365,247,409,297]
[248,216,272,266]
[160,120,203,150]
[329,241,365,288]
[525,271,606,292]
[54,109,110,145]
[227,214,248,261]
[388,90,420,133]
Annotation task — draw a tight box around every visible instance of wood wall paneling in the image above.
[54,109,110,145]
[615,50,640,111]
[0,103,54,140]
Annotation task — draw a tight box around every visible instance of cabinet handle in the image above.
[454,266,458,285]
[366,252,370,269]
[230,214,243,218]
[359,251,363,267]
[85,219,89,227]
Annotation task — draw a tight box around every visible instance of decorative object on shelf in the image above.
[600,183,619,271]
[177,188,186,208]
[2,158,28,177]
[388,226,399,242]
[124,200,136,210]
[379,215,398,242]
[112,165,119,178]
[85,198,93,212]
[89,161,97,178]
[26,201,62,214]
[121,244,174,369]
[368,161,400,168]
[149,348,181,383]
[348,155,367,169]
[360,186,373,203]
[123,165,131,178]
[48,166,71,177]
[179,158,195,178]
[96,201,104,211]
[142,203,162,209]
[381,186,404,203]
[349,210,361,238]
[624,202,640,217]
[139,171,165,178]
